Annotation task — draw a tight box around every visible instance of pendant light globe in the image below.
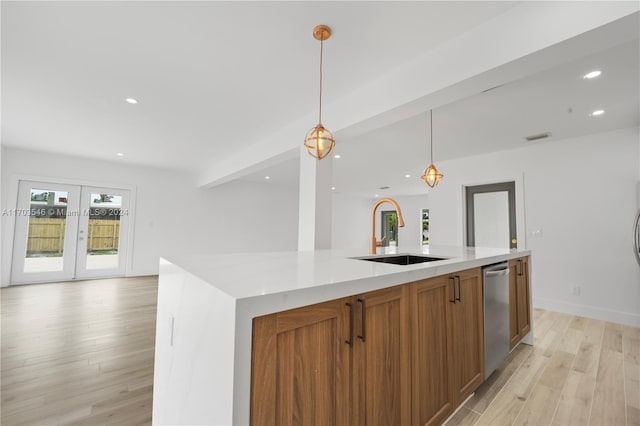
[421,110,444,188]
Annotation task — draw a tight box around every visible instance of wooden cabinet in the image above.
[509,256,531,349]
[411,268,484,426]
[411,275,454,426]
[251,268,484,426]
[352,285,411,426]
[449,268,485,404]
[250,297,351,426]
[250,285,411,426]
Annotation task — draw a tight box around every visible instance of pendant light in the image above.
[304,25,335,160]
[421,110,444,188]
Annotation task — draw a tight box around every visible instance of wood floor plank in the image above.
[568,315,587,331]
[551,370,596,426]
[512,383,561,426]
[504,349,550,399]
[573,340,601,378]
[445,407,481,426]
[590,348,627,426]
[537,350,574,390]
[603,322,624,353]
[473,389,526,426]
[558,327,584,355]
[629,406,640,426]
[626,361,640,411]
[464,344,533,414]
[583,318,606,346]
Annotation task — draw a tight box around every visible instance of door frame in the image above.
[461,177,527,250]
[465,182,516,249]
[5,174,136,285]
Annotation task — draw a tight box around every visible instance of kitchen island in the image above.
[152,246,532,426]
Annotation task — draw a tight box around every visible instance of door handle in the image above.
[357,298,366,342]
[345,302,354,346]
[455,276,461,303]
[485,268,509,277]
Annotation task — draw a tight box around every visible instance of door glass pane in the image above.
[422,209,429,245]
[85,193,122,270]
[24,188,69,273]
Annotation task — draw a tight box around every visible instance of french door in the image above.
[11,180,130,284]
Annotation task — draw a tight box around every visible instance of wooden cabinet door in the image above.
[411,276,454,426]
[353,285,411,426]
[449,268,484,405]
[508,259,520,349]
[251,298,351,426]
[516,258,531,337]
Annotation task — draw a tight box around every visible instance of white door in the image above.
[11,181,130,284]
[465,182,517,249]
[75,186,130,280]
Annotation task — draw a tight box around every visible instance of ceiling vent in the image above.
[525,132,552,142]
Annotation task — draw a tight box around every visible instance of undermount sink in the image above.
[353,254,447,265]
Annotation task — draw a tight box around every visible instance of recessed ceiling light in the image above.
[404,174,411,178]
[334,154,341,159]
[590,109,605,117]
[583,70,602,79]
[116,152,124,157]
[125,98,138,104]
[331,186,336,190]
[265,176,271,180]
[374,194,379,198]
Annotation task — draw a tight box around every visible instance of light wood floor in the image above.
[1,277,638,426]
[1,276,157,425]
[446,308,640,426]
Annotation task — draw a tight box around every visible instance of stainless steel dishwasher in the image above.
[483,262,510,379]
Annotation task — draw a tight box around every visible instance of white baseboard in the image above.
[534,297,640,327]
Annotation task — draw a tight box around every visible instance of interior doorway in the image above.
[381,210,398,247]
[465,182,516,249]
[11,180,131,284]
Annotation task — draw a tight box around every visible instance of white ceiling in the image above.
[243,34,639,196]
[1,1,517,170]
[3,2,638,198]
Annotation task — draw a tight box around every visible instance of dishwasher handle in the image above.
[484,267,509,277]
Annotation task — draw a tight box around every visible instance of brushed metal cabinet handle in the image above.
[357,298,366,342]
[345,302,354,346]
[449,277,456,303]
[455,276,461,303]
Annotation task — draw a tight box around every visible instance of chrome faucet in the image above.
[370,198,405,254]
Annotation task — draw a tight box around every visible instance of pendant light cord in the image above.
[430,110,433,163]
[318,38,324,125]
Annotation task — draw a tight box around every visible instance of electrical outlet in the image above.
[571,286,581,296]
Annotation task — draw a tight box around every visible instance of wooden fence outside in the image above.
[26,218,120,254]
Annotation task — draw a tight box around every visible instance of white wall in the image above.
[1,147,299,286]
[331,193,429,250]
[428,127,640,326]
[331,193,370,250]
[332,127,640,326]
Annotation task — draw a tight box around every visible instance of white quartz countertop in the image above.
[161,245,530,306]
